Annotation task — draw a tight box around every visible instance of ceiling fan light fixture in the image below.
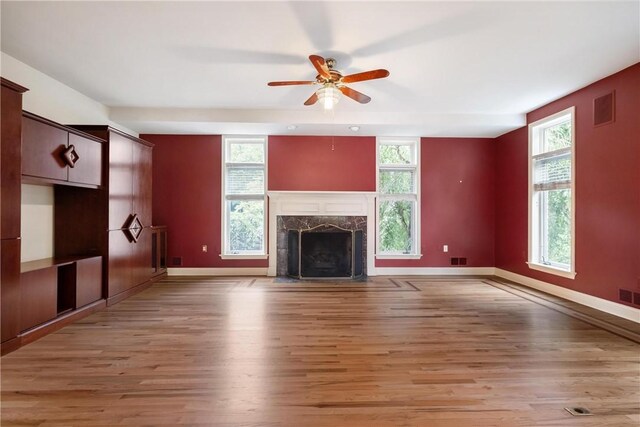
[267,55,388,107]
[317,83,340,110]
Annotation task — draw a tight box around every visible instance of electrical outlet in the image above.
[202,245,208,253]
[443,245,448,253]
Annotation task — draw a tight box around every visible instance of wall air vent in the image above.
[172,257,183,266]
[450,257,459,266]
[459,257,467,266]
[593,91,615,127]
[634,292,640,306]
[619,289,632,303]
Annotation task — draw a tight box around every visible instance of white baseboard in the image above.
[167,267,268,276]
[495,268,640,323]
[373,267,496,276]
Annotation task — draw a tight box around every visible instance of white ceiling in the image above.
[1,1,639,137]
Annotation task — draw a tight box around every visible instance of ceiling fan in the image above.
[267,55,390,110]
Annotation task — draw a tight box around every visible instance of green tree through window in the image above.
[377,139,419,255]
[223,137,266,255]
[529,107,574,275]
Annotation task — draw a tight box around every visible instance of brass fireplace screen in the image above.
[287,224,364,279]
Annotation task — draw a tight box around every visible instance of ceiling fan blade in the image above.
[304,92,319,106]
[309,55,331,80]
[341,69,390,84]
[339,86,371,104]
[268,80,316,86]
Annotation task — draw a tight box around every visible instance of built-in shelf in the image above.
[151,226,168,278]
[20,255,101,274]
[20,255,103,332]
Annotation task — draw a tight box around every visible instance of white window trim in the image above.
[526,262,576,279]
[376,254,423,260]
[375,137,422,259]
[221,135,268,259]
[527,107,576,279]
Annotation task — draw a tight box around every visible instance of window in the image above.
[221,136,267,259]
[376,137,421,258]
[528,107,575,278]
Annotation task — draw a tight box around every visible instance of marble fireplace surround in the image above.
[267,192,376,276]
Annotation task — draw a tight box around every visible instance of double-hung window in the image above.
[221,136,267,259]
[528,107,575,278]
[376,137,421,258]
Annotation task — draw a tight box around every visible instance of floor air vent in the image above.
[565,407,592,416]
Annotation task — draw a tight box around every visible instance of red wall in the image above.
[376,137,495,268]
[495,63,640,303]
[144,134,268,268]
[148,133,495,269]
[146,63,638,294]
[268,136,376,191]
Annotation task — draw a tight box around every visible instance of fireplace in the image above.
[277,216,366,278]
[287,224,364,279]
[267,191,376,277]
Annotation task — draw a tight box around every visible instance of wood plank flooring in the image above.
[1,276,639,426]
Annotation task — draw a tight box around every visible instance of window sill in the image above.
[527,262,576,279]
[220,254,268,260]
[376,254,423,260]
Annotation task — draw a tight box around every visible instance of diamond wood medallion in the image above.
[123,213,143,242]
[62,144,79,167]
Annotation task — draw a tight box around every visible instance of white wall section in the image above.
[0,52,137,135]
[20,184,54,262]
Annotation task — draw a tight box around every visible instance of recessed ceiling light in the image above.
[349,126,360,132]
[287,125,297,130]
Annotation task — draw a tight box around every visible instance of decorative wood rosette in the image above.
[124,213,144,243]
[62,144,79,167]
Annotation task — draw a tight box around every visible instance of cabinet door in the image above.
[131,227,153,287]
[108,230,133,298]
[76,256,103,307]
[1,86,22,239]
[21,267,58,331]
[132,143,152,228]
[68,134,102,187]
[22,116,68,182]
[1,239,21,342]
[108,133,133,230]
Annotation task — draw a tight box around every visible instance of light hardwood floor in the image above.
[1,276,639,426]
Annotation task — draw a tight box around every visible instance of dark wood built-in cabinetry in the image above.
[1,110,108,355]
[70,126,154,304]
[1,78,28,353]
[0,77,158,355]
[20,256,103,331]
[22,113,104,188]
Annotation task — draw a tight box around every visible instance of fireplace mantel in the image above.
[267,191,376,276]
